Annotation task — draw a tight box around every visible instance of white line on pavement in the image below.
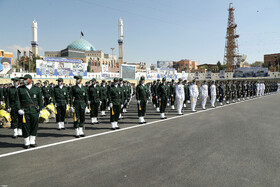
[0,93,278,159]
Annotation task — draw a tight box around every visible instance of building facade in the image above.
[264,53,280,71]
[45,38,118,72]
[173,59,198,72]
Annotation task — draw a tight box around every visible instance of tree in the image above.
[251,61,263,67]
[243,61,250,67]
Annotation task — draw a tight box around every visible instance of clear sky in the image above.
[1,0,280,65]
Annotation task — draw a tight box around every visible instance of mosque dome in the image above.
[67,38,95,51]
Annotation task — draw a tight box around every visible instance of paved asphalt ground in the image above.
[0,93,280,187]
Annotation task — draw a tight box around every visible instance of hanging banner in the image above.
[219,70,225,78]
[233,67,268,78]
[36,57,87,76]
[120,64,136,79]
[206,71,212,79]
[0,57,13,74]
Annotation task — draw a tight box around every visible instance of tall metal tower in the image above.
[223,3,241,72]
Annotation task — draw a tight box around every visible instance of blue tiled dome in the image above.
[67,38,95,51]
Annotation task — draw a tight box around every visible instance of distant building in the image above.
[173,59,198,72]
[45,37,118,72]
[264,53,280,71]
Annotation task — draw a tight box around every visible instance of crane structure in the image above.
[223,3,241,72]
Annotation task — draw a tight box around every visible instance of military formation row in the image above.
[0,74,279,149]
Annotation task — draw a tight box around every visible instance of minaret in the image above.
[31,20,38,56]
[118,18,124,65]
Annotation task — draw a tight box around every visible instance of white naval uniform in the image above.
[189,84,199,111]
[176,83,185,115]
[200,84,208,109]
[261,83,265,96]
[210,84,216,107]
[256,83,260,96]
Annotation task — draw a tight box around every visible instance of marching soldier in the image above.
[231,81,237,102]
[242,81,248,100]
[218,81,225,105]
[70,76,89,138]
[6,77,23,138]
[108,78,123,130]
[236,81,242,101]
[17,74,43,149]
[183,80,189,108]
[118,78,125,119]
[210,80,216,107]
[189,79,199,112]
[41,80,52,107]
[88,78,102,124]
[176,78,185,115]
[53,78,69,130]
[225,80,231,104]
[151,81,157,108]
[200,80,208,110]
[170,79,176,110]
[100,80,107,116]
[155,79,161,112]
[106,81,112,110]
[158,78,169,119]
[123,81,129,113]
[136,76,149,124]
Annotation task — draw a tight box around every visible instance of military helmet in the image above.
[140,76,145,81]
[162,77,166,82]
[11,77,20,82]
[113,78,119,82]
[74,75,82,80]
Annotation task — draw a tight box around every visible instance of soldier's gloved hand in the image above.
[70,107,75,112]
[0,101,3,105]
[88,101,91,105]
[109,103,113,108]
[100,101,102,105]
[39,110,43,117]
[7,108,11,113]
[54,104,57,108]
[121,104,124,108]
[158,98,161,101]
[156,96,158,99]
[42,96,44,99]
[147,100,149,104]
[85,107,90,113]
[18,109,24,115]
[171,94,173,97]
[168,99,170,102]
[137,100,141,104]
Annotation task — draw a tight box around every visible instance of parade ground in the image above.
[0,93,280,186]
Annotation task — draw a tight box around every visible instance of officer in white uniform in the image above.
[210,80,216,107]
[200,80,208,110]
[189,79,199,112]
[176,78,185,115]
[256,81,260,96]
